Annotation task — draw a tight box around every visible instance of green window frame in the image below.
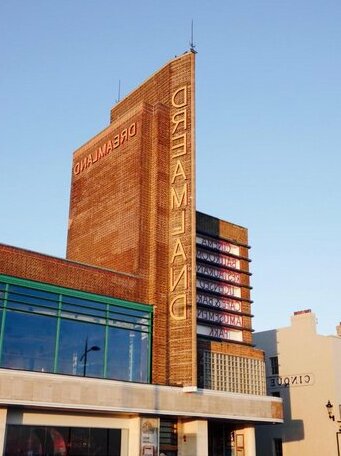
[0,274,153,382]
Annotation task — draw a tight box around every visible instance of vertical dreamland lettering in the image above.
[169,86,189,320]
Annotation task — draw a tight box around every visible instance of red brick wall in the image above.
[0,244,143,303]
[67,52,197,386]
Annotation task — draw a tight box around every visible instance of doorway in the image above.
[208,421,237,456]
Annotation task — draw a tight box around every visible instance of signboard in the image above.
[73,122,137,176]
[197,308,242,327]
[197,278,241,298]
[140,418,159,456]
[197,292,242,312]
[197,263,241,284]
[268,373,314,388]
[196,233,247,342]
[196,235,240,256]
[169,84,192,321]
[197,324,243,342]
[196,247,240,270]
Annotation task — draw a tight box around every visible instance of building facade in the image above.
[0,52,282,456]
[254,310,341,456]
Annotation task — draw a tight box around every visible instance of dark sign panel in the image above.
[196,247,240,269]
[197,324,243,342]
[196,235,240,256]
[197,308,242,327]
[196,234,247,342]
[197,263,241,284]
[197,278,241,298]
[197,292,242,312]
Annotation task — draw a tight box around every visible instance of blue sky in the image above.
[1,0,340,335]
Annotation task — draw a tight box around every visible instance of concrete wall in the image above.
[0,369,281,422]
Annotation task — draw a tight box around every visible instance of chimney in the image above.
[293,309,312,316]
[291,309,316,334]
[336,323,341,337]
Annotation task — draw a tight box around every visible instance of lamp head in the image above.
[326,400,335,421]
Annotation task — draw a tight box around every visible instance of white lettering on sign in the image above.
[197,292,242,312]
[197,263,241,284]
[197,324,243,342]
[197,235,240,256]
[196,248,240,270]
[268,374,314,388]
[197,278,241,298]
[197,308,242,327]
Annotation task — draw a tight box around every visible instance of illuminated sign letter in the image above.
[171,160,187,183]
[171,86,187,108]
[170,264,188,292]
[170,294,187,320]
[172,109,187,135]
[172,210,185,236]
[171,183,188,209]
[171,133,187,158]
[171,238,187,263]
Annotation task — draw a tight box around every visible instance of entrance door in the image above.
[208,421,236,456]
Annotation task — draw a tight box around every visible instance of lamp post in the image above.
[325,400,341,456]
[79,337,100,377]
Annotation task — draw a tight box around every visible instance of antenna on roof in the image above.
[189,19,197,53]
[115,80,121,103]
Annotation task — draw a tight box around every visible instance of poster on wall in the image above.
[236,434,245,456]
[140,418,159,456]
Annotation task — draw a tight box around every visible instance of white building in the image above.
[254,309,341,456]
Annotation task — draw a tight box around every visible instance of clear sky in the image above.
[1,0,340,335]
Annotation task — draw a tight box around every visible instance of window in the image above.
[0,275,152,383]
[201,351,266,395]
[2,311,56,372]
[4,425,121,456]
[273,438,283,456]
[270,356,279,375]
[58,319,105,377]
[107,326,149,382]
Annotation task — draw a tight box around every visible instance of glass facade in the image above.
[4,425,121,456]
[0,275,152,382]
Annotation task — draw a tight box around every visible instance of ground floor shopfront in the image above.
[1,410,258,456]
[0,369,282,456]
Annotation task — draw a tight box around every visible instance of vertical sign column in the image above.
[166,53,196,387]
[169,85,190,320]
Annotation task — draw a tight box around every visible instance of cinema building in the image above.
[0,52,282,456]
[254,310,341,456]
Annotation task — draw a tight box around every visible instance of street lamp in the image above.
[79,337,100,377]
[326,400,335,421]
[325,400,341,456]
